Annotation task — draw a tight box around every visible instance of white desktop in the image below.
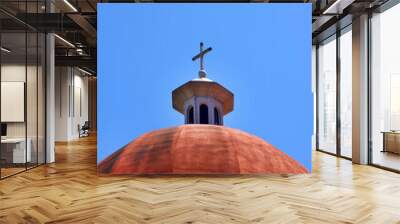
[1,127,32,164]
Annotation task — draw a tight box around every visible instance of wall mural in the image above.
[98,4,312,175]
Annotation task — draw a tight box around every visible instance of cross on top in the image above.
[192,42,212,78]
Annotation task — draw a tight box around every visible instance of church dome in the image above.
[98,125,307,174]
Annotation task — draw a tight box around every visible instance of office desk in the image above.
[1,138,31,163]
[382,131,400,154]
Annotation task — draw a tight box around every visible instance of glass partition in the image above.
[0,1,46,179]
[1,31,28,177]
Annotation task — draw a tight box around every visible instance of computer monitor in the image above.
[1,123,7,137]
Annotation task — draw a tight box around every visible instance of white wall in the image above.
[1,65,41,138]
[55,67,89,141]
[71,72,89,138]
[1,65,26,136]
[55,67,70,141]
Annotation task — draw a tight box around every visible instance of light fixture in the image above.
[63,0,78,12]
[76,48,87,56]
[1,47,11,53]
[78,67,93,76]
[54,34,75,48]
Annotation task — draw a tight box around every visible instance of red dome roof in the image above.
[98,125,307,174]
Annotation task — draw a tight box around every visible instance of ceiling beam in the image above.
[67,13,97,45]
[323,0,356,14]
[55,55,96,72]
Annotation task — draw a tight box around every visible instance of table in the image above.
[1,138,31,164]
[382,131,400,154]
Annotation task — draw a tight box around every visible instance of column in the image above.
[46,0,55,163]
[352,14,369,164]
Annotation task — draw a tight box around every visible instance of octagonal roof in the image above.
[172,77,234,115]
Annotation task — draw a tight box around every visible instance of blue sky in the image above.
[98,4,312,171]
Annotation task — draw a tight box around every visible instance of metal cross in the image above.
[192,42,212,76]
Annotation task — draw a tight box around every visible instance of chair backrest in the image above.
[82,121,90,129]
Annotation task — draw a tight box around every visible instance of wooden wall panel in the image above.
[88,77,97,132]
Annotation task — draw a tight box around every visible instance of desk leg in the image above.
[382,133,386,153]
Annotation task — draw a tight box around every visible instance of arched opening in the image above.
[214,107,220,125]
[200,104,209,124]
[187,106,194,124]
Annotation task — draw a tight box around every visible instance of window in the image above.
[317,35,337,154]
[200,104,208,124]
[339,27,352,158]
[317,28,353,159]
[370,4,400,171]
[214,108,220,125]
[187,106,194,124]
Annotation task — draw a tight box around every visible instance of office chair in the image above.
[79,121,90,138]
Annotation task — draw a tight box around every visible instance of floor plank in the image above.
[0,135,400,223]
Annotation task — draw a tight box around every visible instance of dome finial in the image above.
[191,42,212,78]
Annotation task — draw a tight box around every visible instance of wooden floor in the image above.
[372,150,400,171]
[1,167,26,178]
[1,135,400,223]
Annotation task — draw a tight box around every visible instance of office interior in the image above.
[314,0,400,172]
[0,0,397,198]
[0,0,97,179]
[0,1,400,222]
